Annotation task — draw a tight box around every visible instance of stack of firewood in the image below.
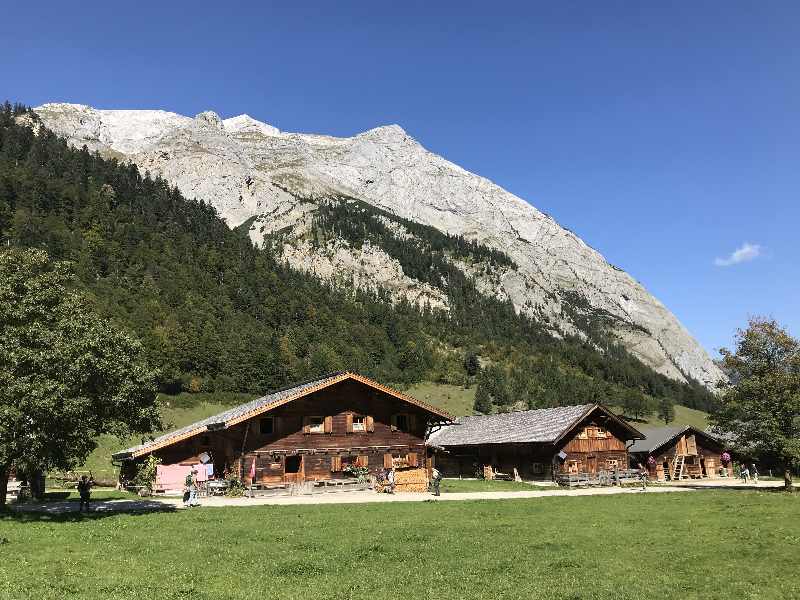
[394,467,429,493]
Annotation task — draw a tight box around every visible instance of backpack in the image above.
[185,473,193,487]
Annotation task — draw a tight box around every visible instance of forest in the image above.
[0,102,716,415]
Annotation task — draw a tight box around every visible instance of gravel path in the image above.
[13,479,785,514]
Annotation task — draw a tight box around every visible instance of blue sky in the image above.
[3,1,797,355]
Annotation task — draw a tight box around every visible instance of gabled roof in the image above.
[629,425,722,455]
[427,403,643,447]
[113,372,453,459]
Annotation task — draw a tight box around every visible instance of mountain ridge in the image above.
[33,102,723,388]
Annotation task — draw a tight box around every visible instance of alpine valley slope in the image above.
[34,103,722,387]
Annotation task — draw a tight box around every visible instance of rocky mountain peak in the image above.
[32,103,725,389]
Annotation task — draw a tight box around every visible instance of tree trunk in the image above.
[785,466,793,492]
[0,464,8,508]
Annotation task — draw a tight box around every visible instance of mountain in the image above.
[32,103,722,388]
[1,102,716,414]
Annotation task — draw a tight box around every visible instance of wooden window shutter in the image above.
[390,414,398,432]
[356,455,368,468]
[407,452,418,467]
[408,414,417,432]
[346,413,353,433]
[324,415,333,434]
[383,453,393,469]
[331,456,342,472]
[365,415,374,432]
[302,416,311,435]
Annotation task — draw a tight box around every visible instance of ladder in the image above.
[671,455,686,480]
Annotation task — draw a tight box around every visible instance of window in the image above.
[259,417,274,435]
[595,427,608,439]
[532,462,544,475]
[606,459,619,469]
[392,413,414,432]
[567,460,579,473]
[577,428,588,440]
[352,415,366,432]
[308,416,324,434]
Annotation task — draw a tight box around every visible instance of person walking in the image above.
[387,467,396,494]
[740,464,750,484]
[184,468,200,507]
[430,466,442,496]
[751,463,759,485]
[76,474,94,512]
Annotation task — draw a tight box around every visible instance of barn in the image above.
[629,426,732,481]
[426,404,644,483]
[113,372,453,492]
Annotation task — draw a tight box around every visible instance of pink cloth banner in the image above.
[155,463,207,490]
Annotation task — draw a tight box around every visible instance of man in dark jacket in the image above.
[77,475,94,512]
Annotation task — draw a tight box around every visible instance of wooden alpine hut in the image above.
[628,426,732,481]
[427,404,644,484]
[113,372,453,494]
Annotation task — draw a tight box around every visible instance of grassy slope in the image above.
[2,491,798,599]
[78,393,255,482]
[404,382,710,429]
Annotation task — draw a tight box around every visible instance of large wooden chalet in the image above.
[427,404,644,481]
[629,426,731,481]
[113,372,453,489]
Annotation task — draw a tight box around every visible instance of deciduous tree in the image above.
[711,317,799,491]
[0,249,161,505]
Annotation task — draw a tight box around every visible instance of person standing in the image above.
[751,463,759,485]
[430,466,442,496]
[76,474,94,512]
[184,468,200,507]
[387,467,396,494]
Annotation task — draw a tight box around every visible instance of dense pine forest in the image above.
[0,103,715,414]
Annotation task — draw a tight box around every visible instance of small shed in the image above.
[629,426,731,481]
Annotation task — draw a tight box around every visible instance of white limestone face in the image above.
[33,103,724,387]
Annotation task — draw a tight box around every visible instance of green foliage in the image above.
[224,477,245,497]
[342,463,370,482]
[0,102,716,423]
[657,396,676,425]
[712,317,800,490]
[0,247,160,504]
[463,350,480,377]
[620,387,654,421]
[132,455,161,490]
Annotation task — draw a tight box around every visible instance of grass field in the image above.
[403,381,476,416]
[2,490,797,600]
[440,478,546,492]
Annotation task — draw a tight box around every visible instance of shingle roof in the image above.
[628,426,689,454]
[629,425,723,454]
[113,372,453,459]
[428,404,599,446]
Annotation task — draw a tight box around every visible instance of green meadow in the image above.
[2,490,797,600]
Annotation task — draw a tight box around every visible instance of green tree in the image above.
[0,249,161,505]
[711,317,800,491]
[473,379,493,414]
[463,350,480,377]
[657,397,675,425]
[622,388,651,421]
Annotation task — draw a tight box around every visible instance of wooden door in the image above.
[587,455,597,474]
[284,455,304,484]
[686,435,698,455]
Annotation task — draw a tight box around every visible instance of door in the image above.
[587,455,597,474]
[284,455,303,484]
[686,435,698,455]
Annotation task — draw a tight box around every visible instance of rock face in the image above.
[33,102,723,387]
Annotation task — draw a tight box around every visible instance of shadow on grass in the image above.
[1,499,177,522]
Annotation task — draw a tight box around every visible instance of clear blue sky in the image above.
[3,1,798,356]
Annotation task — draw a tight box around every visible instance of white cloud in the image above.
[714,242,763,267]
